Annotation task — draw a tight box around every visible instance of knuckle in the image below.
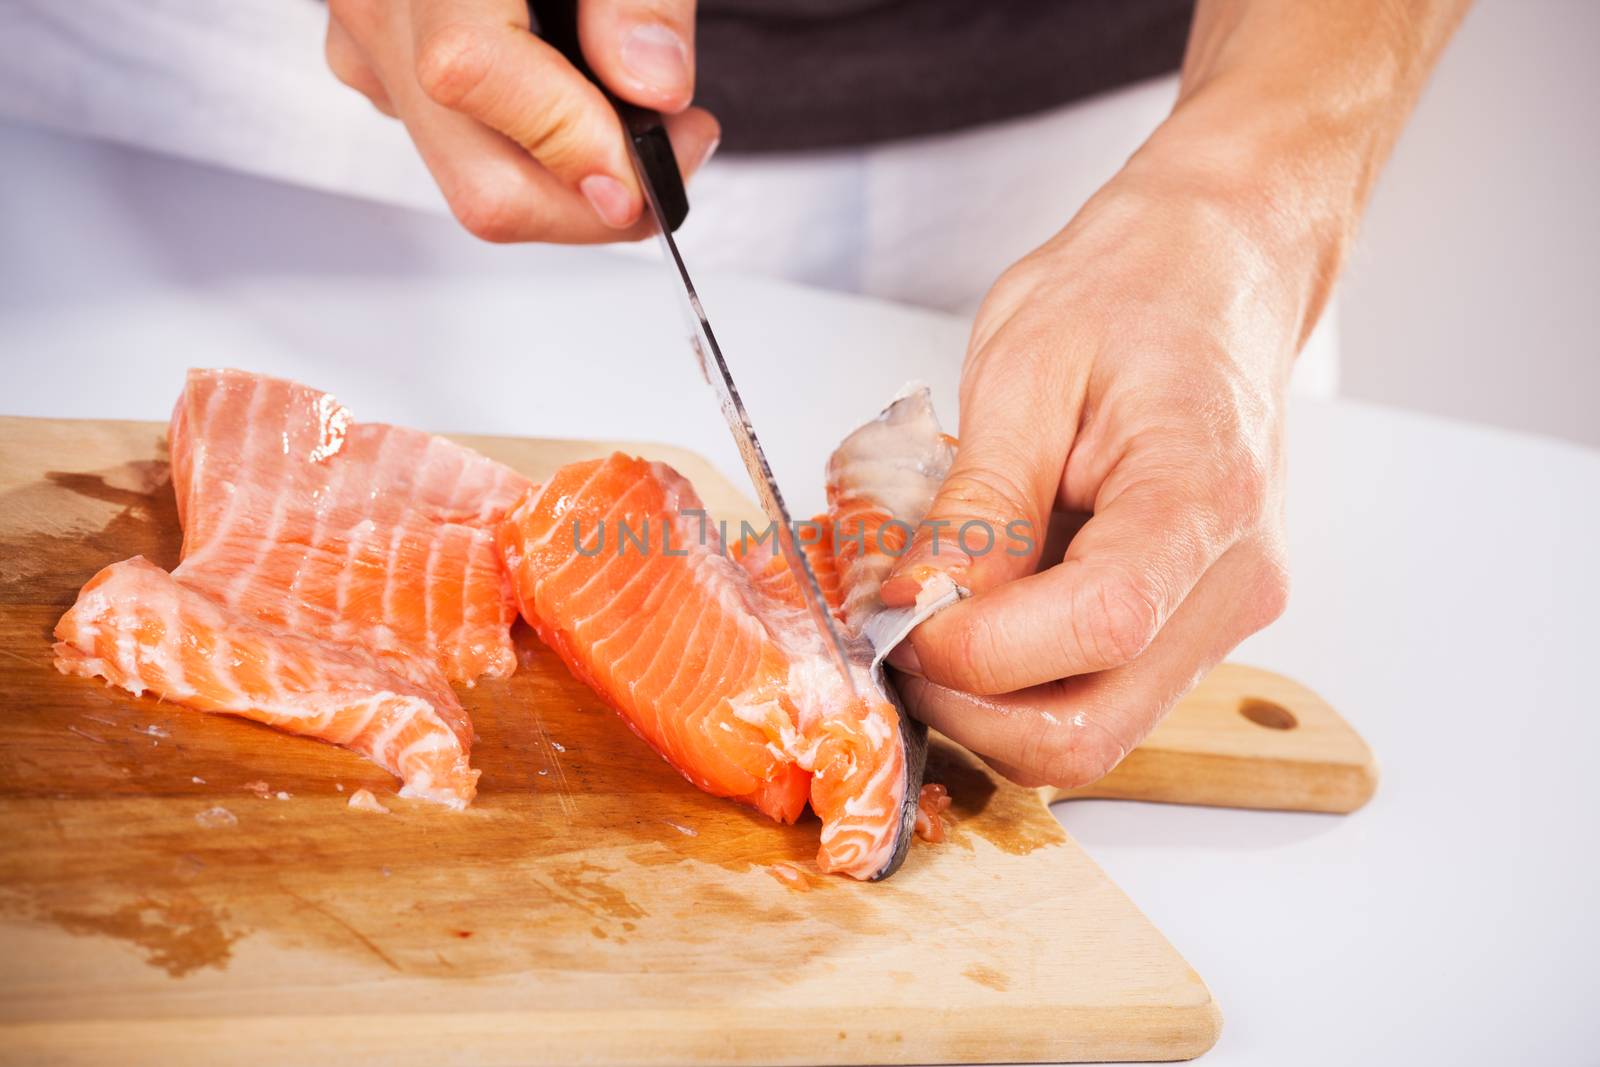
[328,0,378,35]
[1217,442,1270,525]
[517,109,593,175]
[1027,719,1128,789]
[979,256,1052,318]
[998,767,1048,789]
[1167,369,1277,531]
[1245,548,1291,632]
[943,615,1010,695]
[415,22,493,109]
[966,317,1066,391]
[1076,568,1160,667]
[937,464,1035,530]
[445,177,531,243]
[1214,401,1279,523]
[325,49,357,89]
[324,39,368,93]
[635,0,695,31]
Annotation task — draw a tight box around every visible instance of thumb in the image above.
[581,0,699,113]
[880,355,1071,609]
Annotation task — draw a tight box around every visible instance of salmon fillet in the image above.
[499,455,813,823]
[168,369,529,685]
[498,409,953,879]
[55,558,478,805]
[53,369,533,807]
[735,514,844,616]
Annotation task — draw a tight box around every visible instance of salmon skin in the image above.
[53,369,533,807]
[498,386,957,879]
[823,384,966,656]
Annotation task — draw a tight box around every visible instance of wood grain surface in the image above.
[0,416,1372,1066]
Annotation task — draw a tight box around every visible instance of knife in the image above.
[527,1,859,694]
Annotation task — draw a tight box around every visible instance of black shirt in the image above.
[695,0,1195,152]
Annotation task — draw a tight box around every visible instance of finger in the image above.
[387,48,715,243]
[880,322,1079,610]
[326,16,397,116]
[410,0,643,228]
[1035,508,1090,571]
[662,105,721,180]
[405,103,715,244]
[898,672,1126,790]
[580,0,698,113]
[977,753,1051,790]
[390,61,643,244]
[353,0,693,243]
[904,434,1260,694]
[895,532,1288,788]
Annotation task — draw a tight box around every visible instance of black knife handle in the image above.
[527,0,689,232]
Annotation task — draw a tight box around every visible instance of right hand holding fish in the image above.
[324,0,719,241]
[871,0,1461,791]
[878,168,1301,792]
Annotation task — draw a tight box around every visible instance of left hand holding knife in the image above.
[324,0,718,241]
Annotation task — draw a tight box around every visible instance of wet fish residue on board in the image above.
[194,806,237,828]
[49,895,243,978]
[1,424,1089,999]
[0,464,180,602]
[914,782,952,843]
[924,740,1066,857]
[66,724,106,744]
[962,964,1011,991]
[547,862,644,922]
[766,863,815,893]
[348,788,390,814]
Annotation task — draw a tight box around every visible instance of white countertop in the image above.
[3,125,1597,1065]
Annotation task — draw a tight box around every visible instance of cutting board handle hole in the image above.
[1239,698,1297,730]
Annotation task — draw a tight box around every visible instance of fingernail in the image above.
[621,24,689,101]
[878,573,922,608]
[579,174,634,228]
[880,554,970,608]
[691,134,720,176]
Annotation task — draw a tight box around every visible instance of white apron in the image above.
[0,0,1337,393]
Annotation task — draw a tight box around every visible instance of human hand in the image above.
[882,159,1314,789]
[325,0,720,242]
[876,0,1469,789]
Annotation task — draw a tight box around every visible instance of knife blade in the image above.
[643,196,862,695]
[527,1,860,694]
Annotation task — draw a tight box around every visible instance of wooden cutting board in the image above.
[0,417,1376,1066]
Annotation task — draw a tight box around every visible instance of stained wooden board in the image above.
[0,417,1374,1066]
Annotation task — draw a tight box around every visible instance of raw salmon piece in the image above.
[729,519,923,879]
[499,454,812,824]
[499,453,923,879]
[497,388,961,877]
[821,386,962,863]
[168,368,531,685]
[54,558,479,807]
[736,385,962,876]
[53,369,533,806]
[733,514,844,615]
